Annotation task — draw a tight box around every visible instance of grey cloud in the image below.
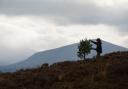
[0,0,128,26]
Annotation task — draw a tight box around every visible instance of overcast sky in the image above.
[0,0,128,65]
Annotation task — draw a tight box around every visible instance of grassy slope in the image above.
[0,51,128,89]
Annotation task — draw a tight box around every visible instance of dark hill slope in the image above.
[0,51,128,89]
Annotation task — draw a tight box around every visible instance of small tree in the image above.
[77,39,92,60]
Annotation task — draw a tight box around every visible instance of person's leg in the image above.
[96,52,100,58]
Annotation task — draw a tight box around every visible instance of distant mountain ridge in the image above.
[0,40,127,72]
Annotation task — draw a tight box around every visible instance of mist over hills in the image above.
[0,40,127,72]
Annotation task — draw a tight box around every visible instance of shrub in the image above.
[77,38,92,60]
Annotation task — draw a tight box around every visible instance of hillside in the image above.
[0,40,127,72]
[0,51,128,89]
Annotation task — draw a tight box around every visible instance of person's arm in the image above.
[90,40,97,44]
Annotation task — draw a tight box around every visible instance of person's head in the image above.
[96,38,101,43]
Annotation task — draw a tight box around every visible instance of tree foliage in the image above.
[77,39,92,60]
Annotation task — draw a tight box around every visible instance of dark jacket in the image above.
[91,40,102,53]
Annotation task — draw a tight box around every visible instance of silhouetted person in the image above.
[90,38,102,58]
